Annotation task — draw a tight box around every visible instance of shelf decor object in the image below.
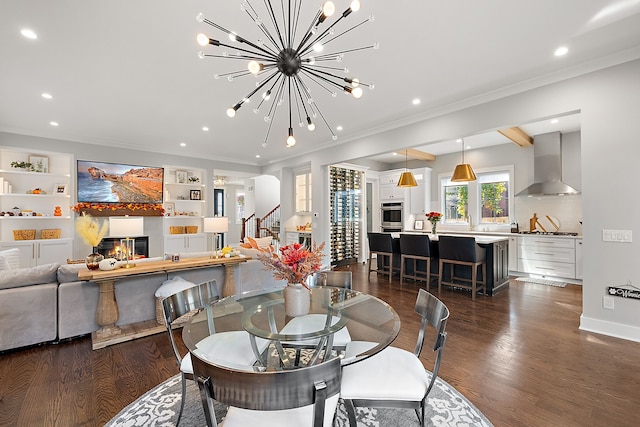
[196,0,375,148]
[204,217,228,259]
[451,138,477,182]
[76,214,109,270]
[109,216,144,268]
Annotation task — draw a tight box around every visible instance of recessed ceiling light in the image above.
[202,126,209,131]
[554,46,569,57]
[336,126,343,131]
[180,142,186,147]
[456,138,463,143]
[412,98,421,105]
[392,152,398,156]
[255,154,260,158]
[41,93,53,99]
[550,119,559,124]
[49,121,59,127]
[21,29,37,39]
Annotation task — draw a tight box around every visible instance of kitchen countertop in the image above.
[405,229,582,239]
[392,232,510,244]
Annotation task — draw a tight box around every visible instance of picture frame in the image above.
[164,202,175,216]
[176,170,188,184]
[414,220,424,230]
[29,155,49,173]
[54,183,68,195]
[190,189,201,200]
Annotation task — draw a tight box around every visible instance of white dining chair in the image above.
[339,289,450,427]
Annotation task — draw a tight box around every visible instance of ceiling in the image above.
[1,1,640,167]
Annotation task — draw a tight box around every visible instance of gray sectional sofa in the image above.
[0,252,285,352]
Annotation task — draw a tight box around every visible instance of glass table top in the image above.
[183,286,401,371]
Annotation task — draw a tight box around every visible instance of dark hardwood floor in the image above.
[2,264,640,426]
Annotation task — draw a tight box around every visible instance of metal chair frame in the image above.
[161,280,218,426]
[194,355,342,427]
[341,289,449,427]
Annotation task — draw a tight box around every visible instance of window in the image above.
[442,180,468,223]
[479,172,510,224]
[439,166,513,228]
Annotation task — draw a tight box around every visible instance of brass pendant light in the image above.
[397,150,418,187]
[451,139,477,182]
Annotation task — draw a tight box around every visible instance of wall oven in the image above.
[381,202,403,232]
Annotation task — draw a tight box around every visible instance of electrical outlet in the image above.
[603,296,615,310]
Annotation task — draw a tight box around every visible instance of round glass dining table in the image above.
[182,286,401,371]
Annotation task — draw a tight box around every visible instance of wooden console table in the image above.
[78,255,249,350]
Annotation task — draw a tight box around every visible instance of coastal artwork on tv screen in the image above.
[77,160,164,204]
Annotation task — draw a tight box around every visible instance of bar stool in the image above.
[438,236,486,300]
[367,232,399,283]
[399,233,436,288]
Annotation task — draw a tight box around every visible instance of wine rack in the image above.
[329,166,362,266]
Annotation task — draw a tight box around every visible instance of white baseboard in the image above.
[579,315,640,343]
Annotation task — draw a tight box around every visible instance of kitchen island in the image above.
[389,232,510,296]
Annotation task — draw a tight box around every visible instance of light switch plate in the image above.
[602,229,632,242]
[603,296,615,310]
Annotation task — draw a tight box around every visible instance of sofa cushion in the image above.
[0,248,20,270]
[0,263,59,290]
[0,257,10,271]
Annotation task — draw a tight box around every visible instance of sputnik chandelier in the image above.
[196,1,375,148]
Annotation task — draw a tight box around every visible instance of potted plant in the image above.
[10,161,33,171]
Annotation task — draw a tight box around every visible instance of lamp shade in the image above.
[204,217,229,233]
[397,171,418,187]
[109,216,144,237]
[451,163,477,182]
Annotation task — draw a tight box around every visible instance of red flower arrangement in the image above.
[245,237,325,289]
[426,211,443,222]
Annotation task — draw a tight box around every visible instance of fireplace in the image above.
[98,236,149,260]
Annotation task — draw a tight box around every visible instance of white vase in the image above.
[284,284,310,317]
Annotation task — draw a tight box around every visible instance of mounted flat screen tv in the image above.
[77,160,164,204]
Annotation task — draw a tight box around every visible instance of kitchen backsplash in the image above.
[514,195,582,233]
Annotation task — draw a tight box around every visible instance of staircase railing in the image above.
[256,205,280,242]
[241,213,255,242]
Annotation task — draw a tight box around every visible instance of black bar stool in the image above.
[399,233,436,288]
[367,232,399,283]
[438,235,486,300]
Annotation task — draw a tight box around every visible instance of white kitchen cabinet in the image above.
[164,233,206,254]
[517,236,576,279]
[295,170,312,213]
[0,238,72,268]
[575,239,583,280]
[380,171,405,200]
[408,167,432,214]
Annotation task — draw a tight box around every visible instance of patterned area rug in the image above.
[515,277,567,287]
[106,371,493,427]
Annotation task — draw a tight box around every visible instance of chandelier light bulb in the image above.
[226,107,237,117]
[352,87,363,98]
[350,1,361,12]
[196,13,205,23]
[197,51,205,59]
[351,78,360,87]
[313,43,324,52]
[196,33,210,46]
[286,127,296,147]
[228,32,237,42]
[322,2,336,17]
[262,90,271,100]
[248,60,263,74]
[307,117,315,131]
[308,56,316,65]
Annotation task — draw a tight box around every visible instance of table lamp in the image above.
[204,217,228,259]
[109,216,144,268]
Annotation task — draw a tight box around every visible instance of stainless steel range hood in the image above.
[516,131,580,197]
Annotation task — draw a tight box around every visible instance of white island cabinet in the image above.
[517,236,576,279]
